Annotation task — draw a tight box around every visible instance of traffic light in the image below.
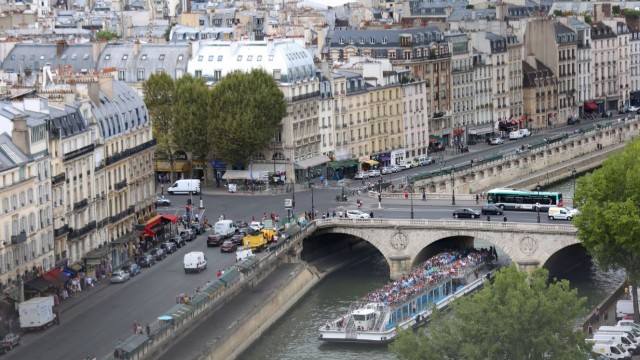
[187,198,192,205]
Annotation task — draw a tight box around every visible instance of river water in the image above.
[239,178,626,360]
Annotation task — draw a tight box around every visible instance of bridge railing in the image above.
[314,217,577,233]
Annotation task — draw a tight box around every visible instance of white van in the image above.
[547,206,574,220]
[183,251,207,273]
[598,325,640,342]
[617,300,636,321]
[509,130,524,140]
[214,220,237,237]
[618,320,640,332]
[588,339,632,359]
[592,333,638,354]
[236,249,255,262]
[168,179,201,195]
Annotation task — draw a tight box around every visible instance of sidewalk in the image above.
[53,277,111,315]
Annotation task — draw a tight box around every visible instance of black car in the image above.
[230,233,245,246]
[150,248,167,261]
[567,117,580,125]
[169,236,186,248]
[137,254,156,268]
[234,221,249,232]
[453,208,481,219]
[207,233,227,247]
[191,223,206,235]
[160,242,177,254]
[481,204,503,215]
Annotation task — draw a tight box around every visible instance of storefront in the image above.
[631,92,640,107]
[390,149,406,166]
[358,156,379,171]
[468,124,495,144]
[428,135,445,153]
[139,215,179,251]
[155,150,190,183]
[370,152,391,167]
[327,159,358,180]
[294,155,331,183]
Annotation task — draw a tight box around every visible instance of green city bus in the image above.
[486,188,563,211]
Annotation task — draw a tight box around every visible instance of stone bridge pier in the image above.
[308,218,579,280]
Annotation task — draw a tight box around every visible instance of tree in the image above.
[574,139,640,321]
[143,72,176,181]
[172,74,213,179]
[390,265,588,360]
[613,5,621,15]
[208,69,287,165]
[96,30,119,41]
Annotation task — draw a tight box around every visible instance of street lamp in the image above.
[450,169,456,206]
[378,172,382,209]
[571,167,577,199]
[536,182,541,223]
[309,169,315,219]
[409,182,414,219]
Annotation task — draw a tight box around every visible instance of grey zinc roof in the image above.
[91,80,149,139]
[1,44,96,73]
[554,22,575,36]
[96,43,190,82]
[48,105,86,138]
[0,132,29,168]
[330,27,445,48]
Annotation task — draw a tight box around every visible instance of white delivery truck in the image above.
[18,296,59,331]
[588,339,632,359]
[183,251,207,273]
[592,333,638,354]
[167,179,201,195]
[214,220,237,237]
[616,300,636,321]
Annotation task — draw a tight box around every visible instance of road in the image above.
[9,120,597,359]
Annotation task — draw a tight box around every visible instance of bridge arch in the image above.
[308,219,580,279]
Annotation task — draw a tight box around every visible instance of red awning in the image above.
[43,268,68,287]
[585,102,599,111]
[142,227,156,237]
[145,215,162,228]
[161,215,178,224]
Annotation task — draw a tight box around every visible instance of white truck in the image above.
[184,251,207,273]
[18,296,59,331]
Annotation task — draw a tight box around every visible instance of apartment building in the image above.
[0,108,54,302]
[507,35,524,121]
[471,32,510,123]
[470,52,495,142]
[591,22,619,112]
[611,21,631,109]
[630,28,640,106]
[447,32,474,147]
[562,17,593,115]
[401,78,428,158]
[188,39,322,182]
[522,57,559,130]
[367,73,404,166]
[333,71,371,166]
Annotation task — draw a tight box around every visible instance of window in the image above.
[208,55,214,61]
[198,55,203,61]
[141,54,147,60]
[237,55,243,61]
[122,54,128,60]
[247,55,253,61]
[137,69,145,81]
[159,54,165,60]
[118,70,125,81]
[257,55,262,61]
[217,55,223,61]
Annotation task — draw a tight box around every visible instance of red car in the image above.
[220,240,238,253]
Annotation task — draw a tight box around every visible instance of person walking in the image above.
[588,322,593,335]
[476,194,479,204]
[146,323,151,336]
[604,310,609,323]
[133,320,138,334]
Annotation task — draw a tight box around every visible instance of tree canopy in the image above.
[574,138,640,320]
[172,75,212,162]
[208,69,287,164]
[390,265,588,360]
[143,72,176,170]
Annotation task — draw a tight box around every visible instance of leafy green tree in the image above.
[574,139,640,321]
[143,72,176,180]
[613,5,621,15]
[172,74,213,179]
[208,69,287,165]
[390,265,588,360]
[96,30,119,41]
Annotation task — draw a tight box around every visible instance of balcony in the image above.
[52,173,66,186]
[68,221,97,241]
[114,179,128,191]
[433,111,445,118]
[287,91,320,102]
[11,231,26,245]
[54,224,70,238]
[105,139,156,166]
[109,206,136,225]
[64,144,95,161]
[73,199,88,211]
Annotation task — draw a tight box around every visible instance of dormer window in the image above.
[349,38,355,44]
[382,37,388,44]
[122,54,128,60]
[141,54,147,60]
[71,54,77,60]
[177,54,183,61]
[370,37,375,44]
[218,55,223,61]
[198,55,203,61]
[105,54,111,60]
[359,38,365,44]
[339,37,344,44]
[159,54,166,60]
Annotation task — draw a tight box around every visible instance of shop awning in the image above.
[429,135,444,143]
[362,159,379,166]
[5,286,20,301]
[161,215,178,224]
[84,245,111,260]
[294,155,331,169]
[250,163,286,173]
[468,126,494,135]
[43,268,68,287]
[327,159,358,170]
[24,276,53,292]
[222,170,253,180]
[155,161,189,173]
[585,102,599,111]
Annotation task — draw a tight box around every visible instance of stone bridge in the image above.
[296,218,579,279]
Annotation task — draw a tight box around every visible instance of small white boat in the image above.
[319,264,495,343]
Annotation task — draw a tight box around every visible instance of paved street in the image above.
[7,119,605,359]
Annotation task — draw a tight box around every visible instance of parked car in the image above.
[136,254,156,268]
[190,223,206,235]
[110,270,130,283]
[381,166,392,175]
[156,196,171,206]
[220,240,238,253]
[453,208,481,219]
[207,233,227,247]
[346,210,371,219]
[354,171,370,180]
[180,228,197,241]
[169,235,186,248]
[160,241,177,254]
[249,221,263,231]
[419,157,435,166]
[567,116,581,125]
[481,204,503,215]
[2,333,20,352]
[391,165,400,173]
[121,263,142,277]
[630,106,639,113]
[150,248,167,261]
[398,162,411,170]
[230,233,245,246]
[368,169,381,177]
[489,137,505,145]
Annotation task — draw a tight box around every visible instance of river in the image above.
[239,178,626,360]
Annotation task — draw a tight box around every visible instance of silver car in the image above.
[110,270,130,284]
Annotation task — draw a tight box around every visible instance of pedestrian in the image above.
[369,211,374,218]
[176,293,180,304]
[595,307,600,322]
[332,210,336,218]
[481,190,485,199]
[146,323,151,336]
[588,322,593,334]
[217,269,222,277]
[503,216,507,222]
[604,310,609,323]
[403,188,409,199]
[133,320,138,334]
[487,216,491,222]
[322,213,326,219]
[422,191,426,202]
[475,194,479,204]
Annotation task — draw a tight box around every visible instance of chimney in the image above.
[56,40,67,57]
[88,81,100,104]
[526,52,536,68]
[98,76,114,100]
[93,40,107,62]
[11,114,30,155]
[133,40,141,56]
